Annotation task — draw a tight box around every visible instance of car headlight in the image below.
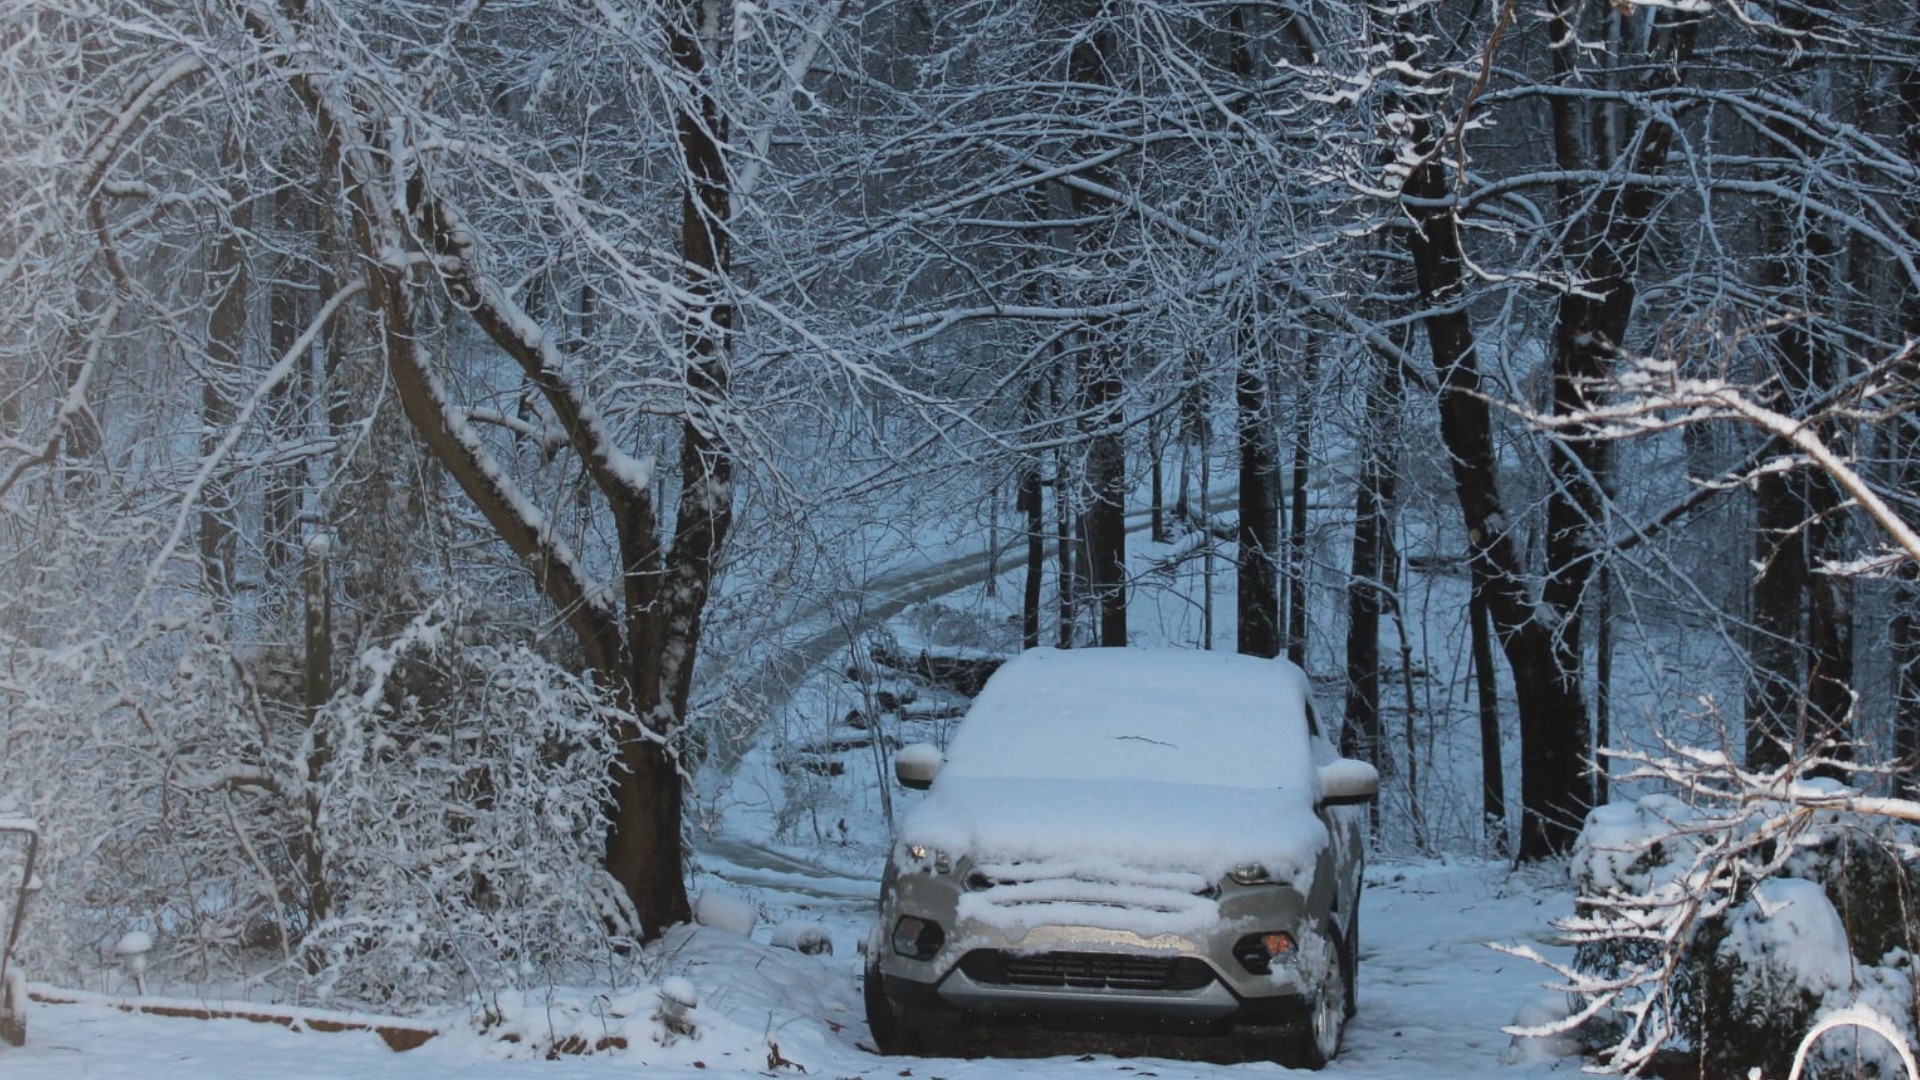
[1230,862,1273,885]
[902,843,953,874]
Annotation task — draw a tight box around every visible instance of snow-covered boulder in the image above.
[693,890,757,936]
[769,921,832,956]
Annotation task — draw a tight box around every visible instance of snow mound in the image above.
[693,890,757,936]
[1720,877,1850,1000]
[770,921,832,955]
[433,924,853,1066]
[658,976,698,1010]
[1570,794,1704,896]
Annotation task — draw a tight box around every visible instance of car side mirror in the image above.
[896,743,942,791]
[1319,758,1379,806]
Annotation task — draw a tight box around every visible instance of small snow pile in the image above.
[693,890,757,936]
[1500,992,1585,1065]
[1719,877,1850,1002]
[656,976,698,1037]
[114,930,154,994]
[454,985,682,1057]
[1569,794,1704,898]
[658,976,698,1010]
[770,921,832,955]
[893,741,942,777]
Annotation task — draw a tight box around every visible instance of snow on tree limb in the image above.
[0,300,115,501]
[1522,345,1920,571]
[412,188,659,507]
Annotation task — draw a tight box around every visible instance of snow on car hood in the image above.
[900,773,1328,884]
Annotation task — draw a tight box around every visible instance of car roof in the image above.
[940,647,1319,792]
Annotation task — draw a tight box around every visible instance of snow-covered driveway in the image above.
[4,859,1577,1080]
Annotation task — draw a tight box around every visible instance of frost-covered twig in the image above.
[1519,344,1920,571]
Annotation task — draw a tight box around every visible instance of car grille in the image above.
[958,950,1215,992]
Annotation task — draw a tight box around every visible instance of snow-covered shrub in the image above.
[1695,878,1850,1078]
[278,606,633,1008]
[0,581,635,1011]
[1550,776,1920,1078]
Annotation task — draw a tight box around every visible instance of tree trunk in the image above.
[1748,457,1807,771]
[1594,558,1612,807]
[1056,374,1077,649]
[301,534,335,926]
[602,0,738,937]
[1085,371,1128,647]
[1063,12,1127,649]
[1343,332,1400,771]
[1020,377,1045,650]
[1895,47,1920,796]
[1540,0,1694,806]
[1150,409,1167,544]
[1390,18,1590,859]
[1471,563,1507,852]
[60,283,105,495]
[1201,397,1215,648]
[1747,5,1853,775]
[1286,336,1315,665]
[1236,338,1281,658]
[264,176,307,576]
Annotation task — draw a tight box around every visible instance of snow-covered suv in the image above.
[862,647,1377,1067]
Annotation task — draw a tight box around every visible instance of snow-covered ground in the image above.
[6,858,1576,1079]
[2,478,1629,1078]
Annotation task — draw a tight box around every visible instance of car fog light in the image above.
[892,916,946,960]
[1233,931,1297,974]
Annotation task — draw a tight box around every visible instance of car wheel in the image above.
[1342,911,1359,1020]
[863,959,908,1055]
[1295,933,1347,1070]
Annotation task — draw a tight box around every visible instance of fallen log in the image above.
[28,984,441,1051]
[866,640,1003,698]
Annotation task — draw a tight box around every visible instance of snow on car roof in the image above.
[941,647,1317,790]
[900,648,1329,882]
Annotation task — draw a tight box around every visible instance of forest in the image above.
[2,0,1918,1075]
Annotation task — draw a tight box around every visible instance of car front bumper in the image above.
[871,865,1331,1033]
[874,964,1312,1032]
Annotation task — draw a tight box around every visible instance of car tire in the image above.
[1294,929,1347,1070]
[863,960,909,1055]
[1342,910,1359,1020]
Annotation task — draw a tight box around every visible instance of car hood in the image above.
[898,774,1327,885]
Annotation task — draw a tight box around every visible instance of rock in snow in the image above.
[770,922,833,956]
[693,890,757,936]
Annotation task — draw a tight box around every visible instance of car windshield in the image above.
[939,648,1316,793]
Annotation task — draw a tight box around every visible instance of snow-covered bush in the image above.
[1536,765,1920,1078]
[1,580,635,1011]
[1695,877,1852,1078]
[287,607,633,1008]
